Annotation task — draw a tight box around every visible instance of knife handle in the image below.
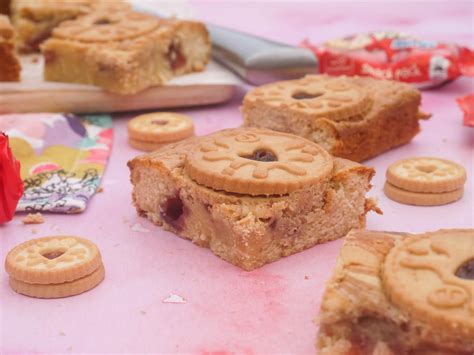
[207,23,318,85]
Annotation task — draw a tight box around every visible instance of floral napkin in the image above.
[0,113,113,213]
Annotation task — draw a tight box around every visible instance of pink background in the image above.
[1,1,473,353]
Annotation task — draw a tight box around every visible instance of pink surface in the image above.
[1,1,473,353]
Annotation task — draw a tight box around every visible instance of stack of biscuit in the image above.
[127,112,195,152]
[384,157,467,206]
[5,236,105,298]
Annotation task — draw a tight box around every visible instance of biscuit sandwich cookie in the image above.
[128,112,195,152]
[5,236,105,298]
[384,157,467,206]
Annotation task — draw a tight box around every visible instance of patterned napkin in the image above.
[0,113,113,213]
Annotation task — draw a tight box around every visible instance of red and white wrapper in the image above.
[302,31,474,88]
[0,133,23,223]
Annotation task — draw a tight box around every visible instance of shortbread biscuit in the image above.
[5,236,102,284]
[386,157,467,193]
[128,138,168,152]
[127,112,195,143]
[383,230,474,338]
[9,264,105,298]
[184,128,334,196]
[384,182,463,206]
[246,75,373,122]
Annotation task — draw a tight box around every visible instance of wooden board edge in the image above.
[0,84,237,114]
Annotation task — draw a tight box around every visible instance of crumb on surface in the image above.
[31,228,38,234]
[97,186,104,193]
[304,275,309,280]
[140,310,146,315]
[22,213,44,225]
[59,331,65,336]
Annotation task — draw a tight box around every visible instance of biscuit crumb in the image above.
[67,346,73,351]
[140,310,146,315]
[162,294,186,304]
[304,275,309,280]
[97,186,104,193]
[22,213,44,225]
[59,331,65,336]
[31,228,38,234]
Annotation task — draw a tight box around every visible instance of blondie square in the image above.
[41,9,211,94]
[0,14,20,81]
[317,229,474,354]
[10,0,130,52]
[242,75,430,162]
[128,128,379,271]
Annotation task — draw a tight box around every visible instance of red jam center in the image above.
[243,149,278,162]
[455,259,474,280]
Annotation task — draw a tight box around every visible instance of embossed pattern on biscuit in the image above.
[382,230,474,337]
[14,237,91,270]
[185,128,333,195]
[387,157,466,193]
[52,10,159,42]
[245,75,373,122]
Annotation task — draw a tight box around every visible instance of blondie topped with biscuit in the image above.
[128,128,379,270]
[11,0,130,52]
[243,75,430,162]
[41,9,211,94]
[317,229,474,354]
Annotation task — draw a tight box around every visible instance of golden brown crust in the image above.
[9,263,105,298]
[242,75,425,162]
[5,236,102,284]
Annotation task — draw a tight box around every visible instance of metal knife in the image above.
[207,23,318,85]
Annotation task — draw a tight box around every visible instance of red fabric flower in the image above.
[0,133,24,223]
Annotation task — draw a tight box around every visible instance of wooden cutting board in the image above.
[0,55,240,114]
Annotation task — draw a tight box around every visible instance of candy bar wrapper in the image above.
[0,133,24,223]
[0,113,113,214]
[302,31,474,88]
[457,93,474,127]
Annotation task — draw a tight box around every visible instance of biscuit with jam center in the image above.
[244,74,373,122]
[9,264,105,299]
[127,112,195,143]
[382,229,474,338]
[184,128,334,196]
[5,236,102,284]
[386,157,466,193]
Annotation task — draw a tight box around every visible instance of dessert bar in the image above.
[128,128,379,270]
[41,9,211,94]
[243,74,430,162]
